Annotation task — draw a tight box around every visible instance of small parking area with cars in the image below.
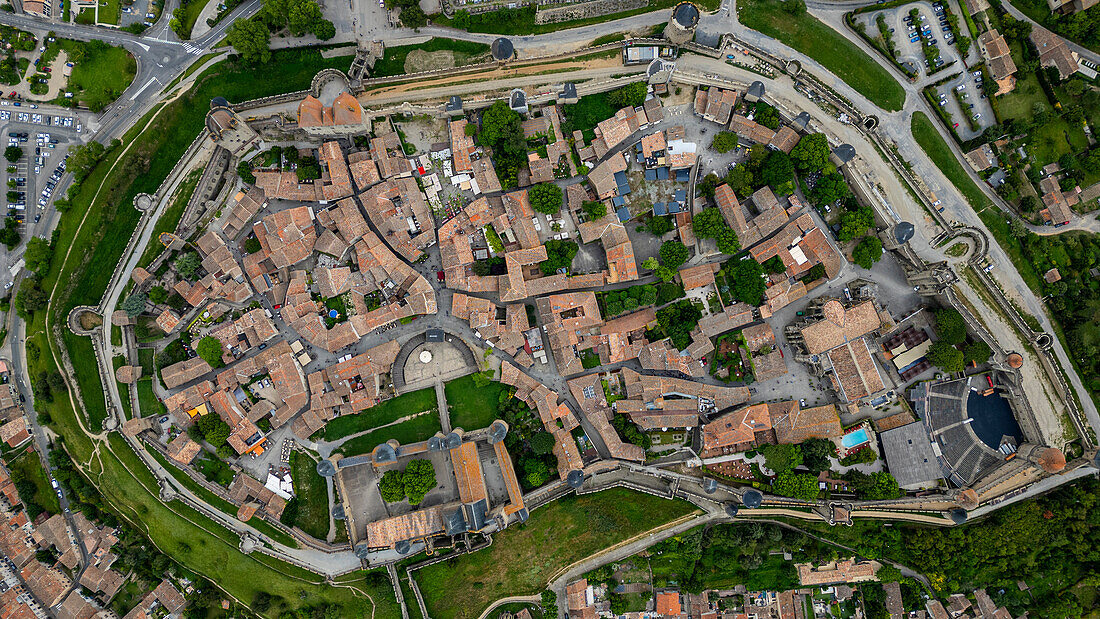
[931,70,996,140]
[854,0,965,78]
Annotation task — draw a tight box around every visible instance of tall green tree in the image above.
[227,18,271,64]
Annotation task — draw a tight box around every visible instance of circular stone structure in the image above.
[742,489,763,509]
[1006,353,1024,369]
[316,459,337,478]
[491,38,514,61]
[948,508,968,524]
[895,221,915,245]
[666,2,699,45]
[400,337,476,386]
[1037,447,1067,473]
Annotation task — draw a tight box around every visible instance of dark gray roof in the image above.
[488,420,509,444]
[560,82,578,99]
[372,442,397,464]
[702,478,718,494]
[724,503,739,518]
[427,328,445,342]
[509,89,527,110]
[895,221,915,245]
[210,96,229,109]
[567,469,585,488]
[395,540,413,555]
[880,422,941,489]
[492,37,514,61]
[444,432,463,449]
[742,489,763,508]
[949,508,968,524]
[332,504,346,520]
[672,2,699,27]
[833,144,856,164]
[792,111,811,131]
[354,543,371,559]
[746,81,765,99]
[446,96,462,112]
[427,436,446,452]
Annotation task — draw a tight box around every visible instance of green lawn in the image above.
[738,0,905,111]
[289,451,329,540]
[911,111,1044,293]
[97,0,121,24]
[444,374,508,431]
[136,378,164,417]
[8,450,60,515]
[177,0,218,39]
[335,414,443,456]
[323,387,437,441]
[371,38,491,78]
[58,40,135,112]
[63,330,108,430]
[415,489,697,619]
[138,348,154,374]
[136,168,201,269]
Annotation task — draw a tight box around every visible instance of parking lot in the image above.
[932,70,996,140]
[855,0,963,78]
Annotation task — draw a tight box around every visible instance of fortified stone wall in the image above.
[534,0,646,23]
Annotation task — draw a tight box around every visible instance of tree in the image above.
[809,172,849,206]
[607,82,647,109]
[760,150,793,190]
[715,227,740,254]
[711,131,738,153]
[379,469,406,502]
[641,257,659,271]
[772,471,819,501]
[0,218,18,249]
[196,336,225,368]
[837,206,875,242]
[121,293,147,317]
[68,141,106,183]
[692,207,727,238]
[762,255,786,274]
[530,432,556,455]
[523,458,550,487]
[23,237,50,276]
[539,239,577,275]
[790,133,830,171]
[399,4,427,27]
[964,340,992,365]
[724,165,753,196]
[851,236,883,269]
[762,443,802,474]
[529,183,563,214]
[582,200,606,220]
[175,252,201,279]
[402,459,437,505]
[928,340,964,372]
[236,161,256,184]
[3,146,20,162]
[647,215,673,236]
[655,265,676,283]
[659,240,689,269]
[227,18,271,64]
[801,438,835,473]
[15,279,46,316]
[730,258,766,306]
[655,299,703,349]
[196,413,231,447]
[935,308,967,345]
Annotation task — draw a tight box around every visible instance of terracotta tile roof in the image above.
[254,206,317,268]
[253,170,323,202]
[166,434,201,464]
[1031,26,1078,80]
[751,349,788,382]
[799,299,881,354]
[679,263,716,291]
[319,141,353,201]
[451,441,488,503]
[827,339,886,402]
[161,357,212,390]
[701,402,774,450]
[768,126,800,153]
[774,402,841,443]
[697,87,738,124]
[655,591,682,617]
[742,323,775,352]
[451,119,475,173]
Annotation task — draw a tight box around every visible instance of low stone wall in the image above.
[534,0,646,23]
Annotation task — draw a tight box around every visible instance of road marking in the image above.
[133,42,151,52]
[129,76,159,101]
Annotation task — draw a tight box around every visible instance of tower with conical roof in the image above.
[666,2,699,45]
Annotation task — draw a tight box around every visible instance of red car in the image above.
[436,271,445,283]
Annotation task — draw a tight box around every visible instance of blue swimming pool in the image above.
[841,428,870,449]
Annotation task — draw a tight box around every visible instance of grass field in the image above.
[20,47,392,616]
[372,38,491,78]
[9,450,60,515]
[323,387,437,441]
[136,378,164,417]
[136,168,201,269]
[58,40,135,112]
[177,0,218,39]
[289,451,329,540]
[415,489,697,619]
[911,111,1044,293]
[738,0,905,111]
[98,0,121,25]
[444,374,508,431]
[112,354,133,419]
[335,414,443,456]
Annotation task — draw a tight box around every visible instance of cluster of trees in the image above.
[711,131,738,153]
[692,207,741,254]
[15,278,47,318]
[196,336,225,368]
[581,200,606,221]
[4,145,20,163]
[0,217,18,249]
[762,443,820,501]
[497,390,559,488]
[539,239,577,275]
[725,257,767,306]
[378,459,437,505]
[8,463,48,520]
[607,82,647,109]
[175,251,202,280]
[611,412,650,449]
[260,0,335,38]
[926,308,990,372]
[190,411,234,459]
[387,0,427,27]
[32,370,66,404]
[477,101,526,189]
[841,469,902,500]
[852,236,883,270]
[655,299,703,350]
[601,283,658,317]
[645,214,673,236]
[529,182,563,214]
[641,239,691,283]
[837,201,876,242]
